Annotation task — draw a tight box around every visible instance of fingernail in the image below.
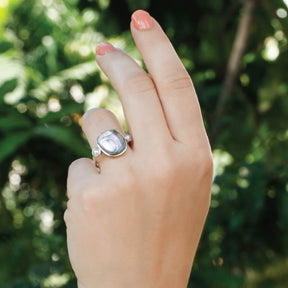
[96,42,115,56]
[131,10,153,30]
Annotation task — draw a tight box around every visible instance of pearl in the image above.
[92,147,101,157]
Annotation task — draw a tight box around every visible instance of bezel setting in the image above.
[93,129,130,158]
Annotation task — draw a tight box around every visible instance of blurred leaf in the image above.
[189,267,244,288]
[125,0,151,11]
[34,125,89,156]
[0,79,18,103]
[0,112,31,131]
[0,131,32,162]
[38,104,83,124]
[0,39,14,53]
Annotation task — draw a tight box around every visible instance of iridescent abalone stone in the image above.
[96,129,127,157]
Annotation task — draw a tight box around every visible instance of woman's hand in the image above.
[64,10,213,288]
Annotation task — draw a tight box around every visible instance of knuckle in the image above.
[78,189,95,210]
[66,185,101,217]
[125,72,155,96]
[63,209,70,225]
[74,181,102,213]
[68,158,87,176]
[81,108,115,128]
[193,149,214,178]
[159,71,193,92]
[67,159,98,197]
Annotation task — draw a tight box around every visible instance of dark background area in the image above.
[0,0,288,287]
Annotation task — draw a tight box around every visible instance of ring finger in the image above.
[95,44,171,148]
[81,108,132,172]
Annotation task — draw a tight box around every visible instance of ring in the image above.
[92,129,132,160]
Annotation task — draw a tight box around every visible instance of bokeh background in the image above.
[0,0,288,287]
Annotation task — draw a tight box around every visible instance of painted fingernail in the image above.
[96,42,115,56]
[131,10,153,30]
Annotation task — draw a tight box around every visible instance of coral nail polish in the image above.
[131,10,153,30]
[96,42,115,56]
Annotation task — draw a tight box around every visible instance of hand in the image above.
[64,10,213,288]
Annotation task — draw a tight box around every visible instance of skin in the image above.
[64,11,213,288]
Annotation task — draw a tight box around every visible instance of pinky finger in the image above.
[67,158,99,199]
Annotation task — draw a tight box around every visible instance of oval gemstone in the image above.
[97,129,127,157]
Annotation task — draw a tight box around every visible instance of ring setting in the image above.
[92,129,131,159]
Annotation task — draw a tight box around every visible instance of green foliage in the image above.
[0,0,288,287]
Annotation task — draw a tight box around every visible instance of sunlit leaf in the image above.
[31,61,98,101]
[0,55,26,104]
